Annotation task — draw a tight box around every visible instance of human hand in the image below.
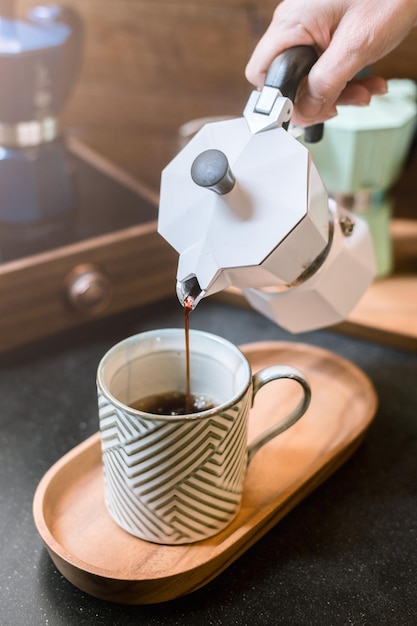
[246,0,417,125]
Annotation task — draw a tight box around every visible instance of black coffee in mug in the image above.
[129,390,217,416]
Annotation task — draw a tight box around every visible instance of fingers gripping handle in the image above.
[246,365,311,466]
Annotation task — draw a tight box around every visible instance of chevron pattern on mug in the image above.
[97,329,311,545]
[98,388,251,544]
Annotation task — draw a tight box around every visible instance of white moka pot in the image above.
[158,46,375,332]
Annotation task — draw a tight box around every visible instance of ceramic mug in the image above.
[97,328,311,545]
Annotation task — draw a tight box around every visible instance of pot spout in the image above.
[176,276,205,309]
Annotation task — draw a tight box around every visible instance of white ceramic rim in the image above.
[97,328,251,422]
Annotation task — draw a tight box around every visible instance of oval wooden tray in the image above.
[33,341,377,604]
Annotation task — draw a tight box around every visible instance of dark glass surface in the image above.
[0,149,158,262]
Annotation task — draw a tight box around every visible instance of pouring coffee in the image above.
[158,46,376,333]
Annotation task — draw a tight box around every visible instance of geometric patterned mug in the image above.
[97,329,311,545]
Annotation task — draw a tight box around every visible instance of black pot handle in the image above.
[265,46,324,142]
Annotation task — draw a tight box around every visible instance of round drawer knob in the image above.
[65,263,112,313]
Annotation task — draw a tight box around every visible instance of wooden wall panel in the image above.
[18,1,417,216]
[17,0,276,188]
[374,31,417,81]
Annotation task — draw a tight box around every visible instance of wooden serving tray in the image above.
[33,341,377,604]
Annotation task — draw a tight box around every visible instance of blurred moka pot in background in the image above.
[303,79,417,278]
[0,2,83,260]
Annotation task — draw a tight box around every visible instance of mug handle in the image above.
[246,365,311,466]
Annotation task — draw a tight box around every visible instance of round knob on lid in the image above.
[191,149,235,195]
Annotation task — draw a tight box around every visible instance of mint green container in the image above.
[300,80,417,277]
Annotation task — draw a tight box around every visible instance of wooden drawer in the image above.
[0,139,177,352]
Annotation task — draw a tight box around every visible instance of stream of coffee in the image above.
[130,297,216,416]
[183,296,193,413]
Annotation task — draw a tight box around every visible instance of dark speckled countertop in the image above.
[1,297,416,626]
